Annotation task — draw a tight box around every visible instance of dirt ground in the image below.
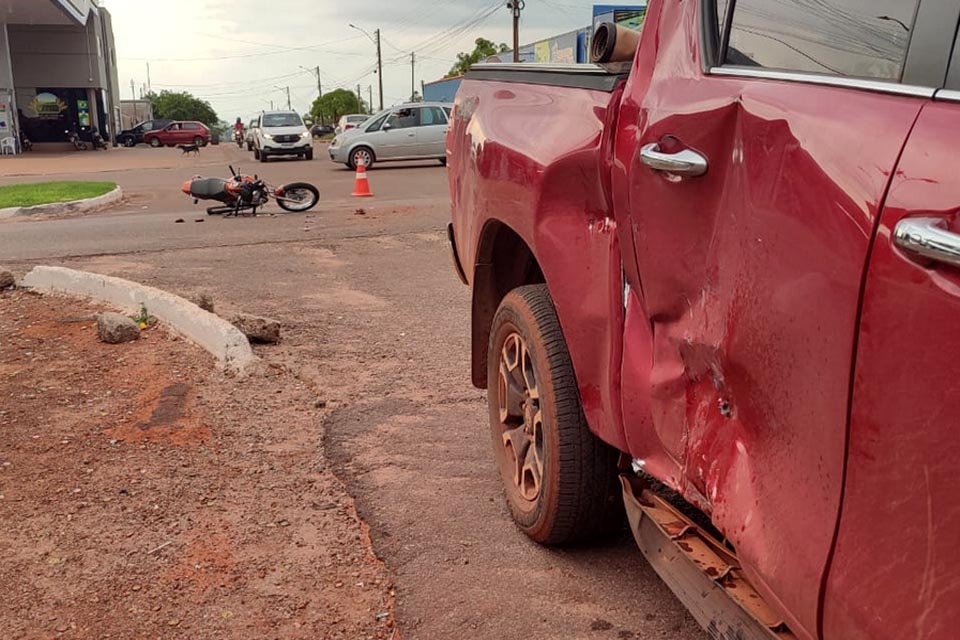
[0,289,395,639]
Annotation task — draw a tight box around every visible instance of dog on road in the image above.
[178,144,200,156]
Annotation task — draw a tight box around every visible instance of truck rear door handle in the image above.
[894,217,960,268]
[640,143,708,177]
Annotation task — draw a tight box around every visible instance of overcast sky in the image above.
[101,0,599,121]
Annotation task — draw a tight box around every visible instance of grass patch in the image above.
[0,181,117,208]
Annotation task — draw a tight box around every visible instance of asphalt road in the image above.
[0,145,705,640]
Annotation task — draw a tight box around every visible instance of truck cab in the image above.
[448,1,960,638]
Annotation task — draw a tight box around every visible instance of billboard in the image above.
[528,29,585,64]
[592,4,648,31]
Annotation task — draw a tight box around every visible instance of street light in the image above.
[349,23,384,111]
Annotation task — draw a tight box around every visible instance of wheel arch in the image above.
[471,219,545,388]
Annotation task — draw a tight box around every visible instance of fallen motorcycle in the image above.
[182,165,319,216]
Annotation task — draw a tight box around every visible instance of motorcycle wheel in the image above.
[275,183,320,213]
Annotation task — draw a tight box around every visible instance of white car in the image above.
[253,111,313,162]
[335,114,369,136]
[328,102,452,169]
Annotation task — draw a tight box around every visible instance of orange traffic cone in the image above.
[352,160,373,197]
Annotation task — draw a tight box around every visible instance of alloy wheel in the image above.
[496,332,544,504]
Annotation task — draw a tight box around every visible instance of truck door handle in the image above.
[640,143,708,177]
[894,217,960,268]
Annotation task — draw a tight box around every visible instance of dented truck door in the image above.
[612,1,929,637]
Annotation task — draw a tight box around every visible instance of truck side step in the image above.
[620,475,797,640]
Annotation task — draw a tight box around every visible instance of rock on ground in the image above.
[191,293,215,313]
[231,313,281,344]
[97,312,140,344]
[0,268,14,289]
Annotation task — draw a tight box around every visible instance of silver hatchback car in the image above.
[328,102,452,169]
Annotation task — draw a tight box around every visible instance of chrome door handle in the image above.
[894,217,960,268]
[640,143,708,177]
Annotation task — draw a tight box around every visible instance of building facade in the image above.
[0,0,121,149]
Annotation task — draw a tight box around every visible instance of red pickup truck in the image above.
[447,1,960,638]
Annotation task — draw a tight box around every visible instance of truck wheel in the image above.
[487,285,622,545]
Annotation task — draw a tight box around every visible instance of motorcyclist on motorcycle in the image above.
[234,117,245,147]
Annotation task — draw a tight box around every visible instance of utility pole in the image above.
[357,84,362,107]
[411,52,416,102]
[368,86,373,113]
[146,62,152,93]
[285,86,291,110]
[376,29,384,111]
[130,79,138,121]
[350,24,385,111]
[507,1,525,62]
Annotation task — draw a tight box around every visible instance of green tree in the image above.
[310,89,366,124]
[147,91,219,128]
[447,38,509,77]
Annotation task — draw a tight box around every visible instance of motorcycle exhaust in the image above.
[591,22,642,64]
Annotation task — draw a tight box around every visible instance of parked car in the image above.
[311,124,334,138]
[328,102,451,169]
[447,1,959,639]
[335,114,369,136]
[252,110,312,162]
[116,119,171,147]
[143,121,210,148]
[245,119,258,151]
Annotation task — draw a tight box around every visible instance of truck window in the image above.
[724,0,919,81]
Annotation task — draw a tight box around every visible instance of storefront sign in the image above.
[27,92,68,118]
[77,99,90,128]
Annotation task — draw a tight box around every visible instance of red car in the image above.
[143,121,210,148]
[448,1,960,639]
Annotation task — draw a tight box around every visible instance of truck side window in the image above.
[724,0,919,81]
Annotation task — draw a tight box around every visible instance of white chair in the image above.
[0,136,16,155]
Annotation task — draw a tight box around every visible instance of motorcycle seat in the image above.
[190,178,228,199]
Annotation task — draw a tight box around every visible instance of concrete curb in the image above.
[0,186,123,220]
[20,266,258,375]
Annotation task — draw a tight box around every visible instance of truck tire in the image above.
[487,285,622,545]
